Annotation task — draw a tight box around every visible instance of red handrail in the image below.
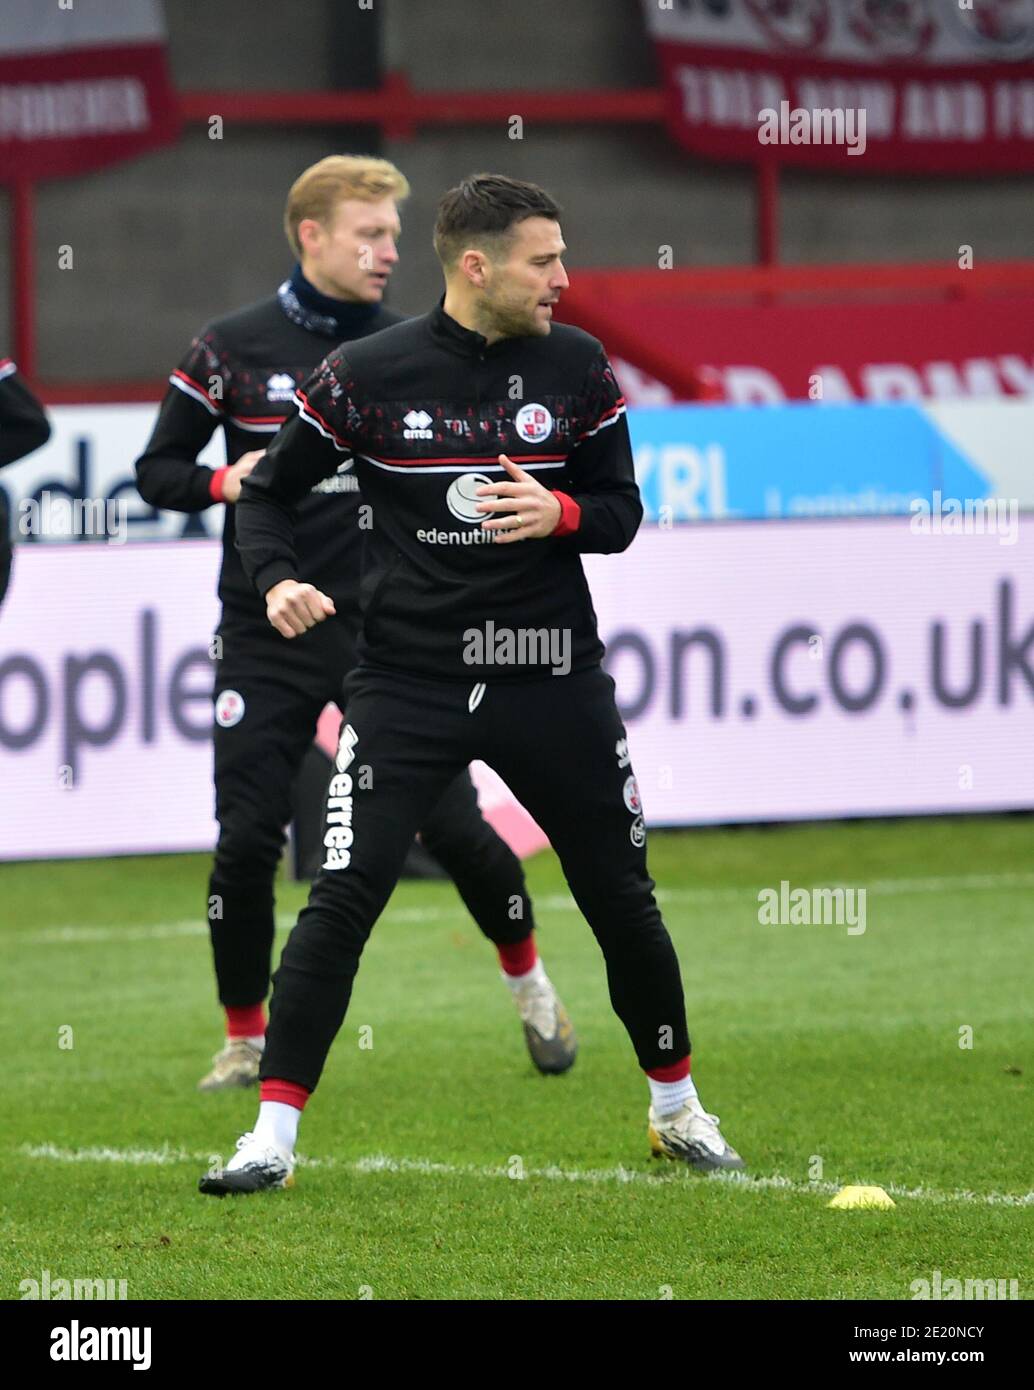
[179,72,667,136]
[38,381,167,406]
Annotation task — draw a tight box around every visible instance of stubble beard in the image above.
[475,289,548,341]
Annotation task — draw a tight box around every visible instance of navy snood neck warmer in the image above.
[277,264,381,339]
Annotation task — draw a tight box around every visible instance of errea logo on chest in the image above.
[514,403,553,443]
[266,373,296,402]
[403,409,434,439]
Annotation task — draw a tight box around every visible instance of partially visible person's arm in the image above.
[0,358,51,467]
[134,331,261,511]
[548,349,642,553]
[236,354,358,637]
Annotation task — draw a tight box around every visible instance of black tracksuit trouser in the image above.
[209,616,533,1007]
[262,663,690,1090]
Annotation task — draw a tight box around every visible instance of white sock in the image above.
[648,1073,698,1117]
[502,957,548,991]
[252,1100,300,1155]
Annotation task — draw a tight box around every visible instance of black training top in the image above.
[235,300,641,681]
[134,279,404,621]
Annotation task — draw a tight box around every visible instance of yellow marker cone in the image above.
[828,1184,896,1210]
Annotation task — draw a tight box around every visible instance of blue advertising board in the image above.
[630,403,991,522]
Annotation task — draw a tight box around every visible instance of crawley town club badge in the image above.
[514,402,553,444]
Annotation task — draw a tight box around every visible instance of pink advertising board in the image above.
[1,518,1031,860]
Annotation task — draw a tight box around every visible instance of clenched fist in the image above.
[265,579,336,638]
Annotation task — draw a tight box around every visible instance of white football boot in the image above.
[197,1132,294,1196]
[648,1097,746,1172]
[509,971,577,1074]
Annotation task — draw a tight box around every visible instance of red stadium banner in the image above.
[643,0,1034,173]
[557,267,1034,403]
[0,0,179,181]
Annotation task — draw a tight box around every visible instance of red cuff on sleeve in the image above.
[550,490,582,537]
[209,466,229,503]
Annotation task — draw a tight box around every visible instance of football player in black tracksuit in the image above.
[0,358,51,607]
[201,175,745,1195]
[136,157,576,1094]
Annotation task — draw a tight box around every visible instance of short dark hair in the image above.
[433,174,562,269]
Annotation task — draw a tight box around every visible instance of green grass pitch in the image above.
[2,816,1031,1300]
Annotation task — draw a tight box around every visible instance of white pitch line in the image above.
[9,871,1033,945]
[20,1144,1034,1208]
[16,921,208,945]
